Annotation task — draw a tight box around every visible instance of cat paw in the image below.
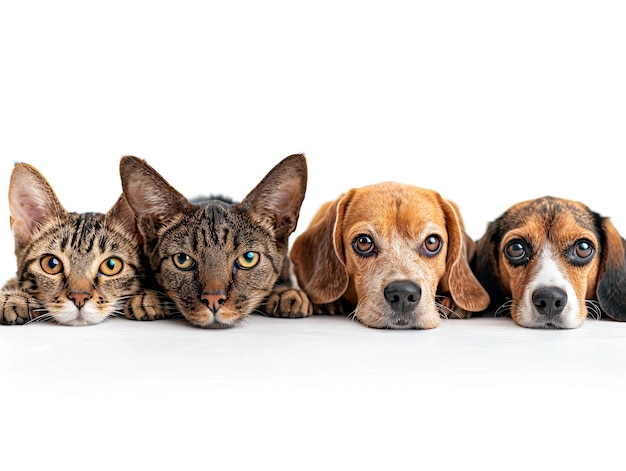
[124,290,175,321]
[0,292,39,325]
[265,288,313,318]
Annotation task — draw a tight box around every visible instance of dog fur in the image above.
[473,196,626,329]
[289,182,490,329]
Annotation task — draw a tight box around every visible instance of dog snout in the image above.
[532,287,567,316]
[384,280,421,313]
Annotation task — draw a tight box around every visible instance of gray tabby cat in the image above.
[119,153,311,328]
[0,162,146,326]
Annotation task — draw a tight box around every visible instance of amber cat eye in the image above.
[99,257,124,276]
[173,253,196,271]
[41,254,63,275]
[236,251,260,269]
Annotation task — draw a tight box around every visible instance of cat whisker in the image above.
[108,308,127,318]
[25,311,54,324]
[245,311,270,326]
[252,307,269,318]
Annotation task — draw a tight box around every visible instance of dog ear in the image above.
[290,193,350,304]
[596,218,626,320]
[439,199,490,312]
[472,218,508,310]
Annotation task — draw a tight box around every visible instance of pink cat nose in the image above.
[201,292,227,314]
[69,291,92,308]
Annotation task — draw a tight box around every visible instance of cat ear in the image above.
[9,163,67,244]
[119,156,191,239]
[106,193,143,244]
[240,154,308,244]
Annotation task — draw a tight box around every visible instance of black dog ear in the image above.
[472,219,508,313]
[596,218,626,320]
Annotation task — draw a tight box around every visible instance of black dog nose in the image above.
[384,280,421,313]
[532,287,567,316]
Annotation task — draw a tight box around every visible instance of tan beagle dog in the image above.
[289,182,490,329]
[473,196,626,329]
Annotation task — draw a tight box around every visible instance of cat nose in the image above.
[69,291,92,308]
[201,292,227,314]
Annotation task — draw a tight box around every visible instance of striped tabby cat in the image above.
[0,163,147,326]
[119,153,311,328]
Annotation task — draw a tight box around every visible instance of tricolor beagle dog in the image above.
[473,196,626,328]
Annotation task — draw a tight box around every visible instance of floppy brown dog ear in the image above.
[439,198,490,312]
[290,193,351,304]
[596,218,626,320]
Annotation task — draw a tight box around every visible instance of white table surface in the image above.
[2,313,625,470]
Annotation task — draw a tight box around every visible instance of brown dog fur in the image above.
[290,182,490,329]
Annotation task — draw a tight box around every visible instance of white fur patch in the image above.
[51,300,113,326]
[518,242,580,328]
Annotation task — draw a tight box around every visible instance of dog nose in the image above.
[201,292,227,314]
[532,287,567,316]
[384,280,421,312]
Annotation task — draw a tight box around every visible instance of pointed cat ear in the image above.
[119,155,191,239]
[240,154,308,244]
[9,162,67,245]
[106,193,143,244]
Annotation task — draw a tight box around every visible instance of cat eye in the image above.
[41,255,63,275]
[420,235,443,257]
[99,257,124,276]
[173,253,196,271]
[236,251,260,269]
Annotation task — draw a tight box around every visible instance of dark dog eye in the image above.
[569,239,595,265]
[504,239,530,265]
[352,234,376,257]
[420,235,443,257]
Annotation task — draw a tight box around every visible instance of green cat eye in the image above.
[173,253,196,271]
[236,251,260,269]
[99,257,123,276]
[41,254,63,275]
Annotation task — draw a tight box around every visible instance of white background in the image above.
[1,1,625,470]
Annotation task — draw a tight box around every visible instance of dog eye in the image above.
[172,253,197,271]
[570,239,595,265]
[352,234,376,257]
[504,239,530,265]
[421,235,443,256]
